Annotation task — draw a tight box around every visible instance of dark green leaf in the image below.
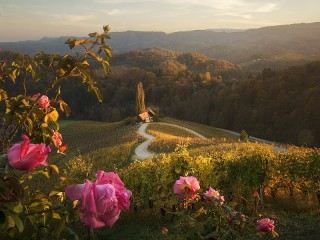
[0,211,5,224]
[6,211,24,233]
[52,218,65,239]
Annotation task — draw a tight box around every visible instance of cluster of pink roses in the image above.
[6,94,68,171]
[65,171,132,229]
[173,176,224,205]
[174,176,276,234]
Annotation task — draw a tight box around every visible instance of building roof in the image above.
[138,112,150,120]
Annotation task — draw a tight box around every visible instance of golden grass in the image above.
[146,122,232,153]
[161,117,238,139]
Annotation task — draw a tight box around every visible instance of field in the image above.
[39,119,320,239]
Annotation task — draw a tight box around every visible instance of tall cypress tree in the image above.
[135,82,146,114]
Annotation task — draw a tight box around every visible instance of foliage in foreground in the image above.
[0,25,133,239]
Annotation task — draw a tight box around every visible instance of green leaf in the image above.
[52,218,65,239]
[86,51,97,59]
[49,164,59,174]
[88,32,99,38]
[6,211,24,233]
[65,38,76,49]
[49,191,60,197]
[101,33,111,39]
[204,231,220,239]
[59,101,71,117]
[12,203,23,214]
[52,212,61,220]
[103,48,112,59]
[92,87,103,102]
[101,61,110,76]
[74,39,92,46]
[44,109,59,123]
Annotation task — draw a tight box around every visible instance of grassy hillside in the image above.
[47,120,138,182]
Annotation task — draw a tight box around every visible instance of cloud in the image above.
[93,0,152,3]
[216,12,253,19]
[166,0,278,14]
[35,11,94,23]
[101,9,128,16]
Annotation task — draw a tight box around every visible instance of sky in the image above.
[0,0,319,41]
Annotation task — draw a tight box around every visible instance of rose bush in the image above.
[0,25,124,239]
[171,175,278,239]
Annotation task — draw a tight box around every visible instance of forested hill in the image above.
[111,48,239,75]
[1,22,320,70]
[1,46,320,147]
[50,48,320,147]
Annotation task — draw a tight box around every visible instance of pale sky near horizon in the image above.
[0,0,319,41]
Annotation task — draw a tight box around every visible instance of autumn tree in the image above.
[135,82,146,114]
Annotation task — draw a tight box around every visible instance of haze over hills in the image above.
[1,22,320,70]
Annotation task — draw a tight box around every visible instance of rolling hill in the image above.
[1,22,320,70]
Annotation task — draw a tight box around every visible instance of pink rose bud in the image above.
[162,227,168,235]
[7,135,51,171]
[256,218,275,232]
[204,187,225,205]
[253,191,259,197]
[52,130,63,147]
[32,93,50,108]
[65,171,132,229]
[173,176,200,201]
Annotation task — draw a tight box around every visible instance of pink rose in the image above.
[32,93,50,108]
[7,135,51,171]
[65,171,132,229]
[256,218,275,232]
[95,171,132,211]
[173,176,200,201]
[204,187,225,205]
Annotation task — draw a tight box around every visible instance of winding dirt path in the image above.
[133,122,206,160]
[134,123,156,160]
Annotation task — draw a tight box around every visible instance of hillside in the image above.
[111,48,239,75]
[1,22,320,70]
[49,119,320,240]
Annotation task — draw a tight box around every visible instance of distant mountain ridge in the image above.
[1,22,320,69]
